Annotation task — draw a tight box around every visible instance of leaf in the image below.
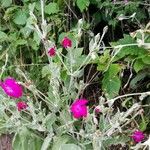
[76,0,90,12]
[45,3,59,15]
[0,31,8,42]
[134,59,145,72]
[14,39,27,47]
[1,0,12,8]
[41,134,53,150]
[60,144,81,150]
[12,127,43,150]
[34,31,41,45]
[102,64,121,98]
[130,72,148,89]
[13,10,27,25]
[103,135,130,147]
[102,76,121,99]
[52,135,71,150]
[139,116,149,131]
[142,55,150,64]
[99,115,110,132]
[97,50,110,71]
[43,113,56,130]
[111,35,147,61]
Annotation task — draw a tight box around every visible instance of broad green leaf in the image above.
[45,3,59,15]
[105,64,121,78]
[142,55,150,64]
[60,144,81,150]
[102,76,121,99]
[134,59,145,72]
[13,10,27,25]
[76,0,90,12]
[102,64,122,98]
[1,0,12,8]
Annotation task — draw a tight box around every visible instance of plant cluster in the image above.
[0,0,150,149]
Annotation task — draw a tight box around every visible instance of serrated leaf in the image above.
[45,3,59,15]
[13,10,27,25]
[76,0,90,12]
[60,144,81,150]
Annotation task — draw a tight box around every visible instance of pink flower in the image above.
[131,130,145,143]
[48,47,56,57]
[95,106,101,113]
[0,77,23,98]
[124,0,128,4]
[61,37,72,48]
[70,99,88,119]
[17,101,28,111]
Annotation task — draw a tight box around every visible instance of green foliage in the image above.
[45,3,59,15]
[102,64,122,99]
[76,0,90,12]
[0,0,149,149]
[12,128,43,150]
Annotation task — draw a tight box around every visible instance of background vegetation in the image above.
[0,0,150,149]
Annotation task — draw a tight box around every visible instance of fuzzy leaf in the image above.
[41,134,53,150]
[60,144,81,150]
[13,10,27,25]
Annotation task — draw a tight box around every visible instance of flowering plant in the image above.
[0,0,149,150]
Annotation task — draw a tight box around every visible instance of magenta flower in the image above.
[95,106,101,113]
[131,130,145,143]
[61,37,72,48]
[70,99,88,119]
[17,101,28,111]
[48,47,56,57]
[0,77,23,98]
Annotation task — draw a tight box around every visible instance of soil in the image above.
[0,135,12,150]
